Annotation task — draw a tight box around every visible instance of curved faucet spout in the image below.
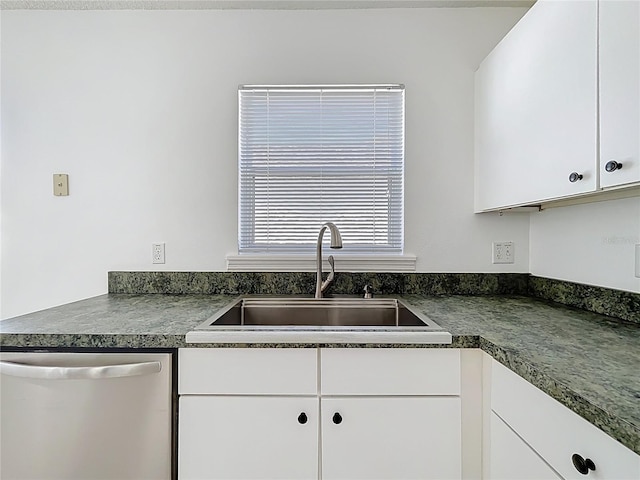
[315,222,343,299]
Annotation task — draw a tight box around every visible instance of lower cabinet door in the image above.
[492,360,640,480]
[179,396,319,480]
[490,412,562,480]
[321,397,461,480]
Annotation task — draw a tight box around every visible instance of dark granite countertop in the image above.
[1,293,638,455]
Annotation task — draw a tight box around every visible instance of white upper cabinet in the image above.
[475,0,598,211]
[599,0,640,188]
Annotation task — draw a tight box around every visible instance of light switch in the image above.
[635,244,640,278]
[53,174,69,196]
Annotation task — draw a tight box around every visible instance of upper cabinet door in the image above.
[475,0,598,211]
[599,0,640,188]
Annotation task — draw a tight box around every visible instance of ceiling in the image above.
[1,0,535,10]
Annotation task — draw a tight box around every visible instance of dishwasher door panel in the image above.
[0,352,172,480]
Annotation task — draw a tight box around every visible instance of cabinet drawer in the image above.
[491,360,640,480]
[179,348,317,395]
[321,348,460,395]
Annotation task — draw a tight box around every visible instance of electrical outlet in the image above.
[152,243,165,264]
[493,241,514,264]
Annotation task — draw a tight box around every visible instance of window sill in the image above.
[226,254,416,272]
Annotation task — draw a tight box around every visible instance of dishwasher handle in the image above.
[0,360,162,380]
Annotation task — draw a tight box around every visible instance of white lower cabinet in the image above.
[320,348,462,480]
[179,396,319,480]
[179,348,640,480]
[178,348,318,480]
[321,397,461,480]
[178,348,462,480]
[489,359,640,480]
[490,411,561,480]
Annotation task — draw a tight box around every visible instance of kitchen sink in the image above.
[186,296,452,344]
[200,297,435,328]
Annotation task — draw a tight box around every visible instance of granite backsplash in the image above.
[108,272,639,325]
[528,276,639,324]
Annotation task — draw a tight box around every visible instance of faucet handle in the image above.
[363,285,373,299]
[321,255,336,293]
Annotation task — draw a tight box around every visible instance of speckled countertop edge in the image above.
[0,293,638,455]
[481,339,639,456]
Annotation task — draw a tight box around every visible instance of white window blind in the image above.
[238,85,404,254]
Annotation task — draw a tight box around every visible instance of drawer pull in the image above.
[569,172,584,183]
[572,453,596,475]
[297,412,308,424]
[605,160,623,172]
[332,412,343,424]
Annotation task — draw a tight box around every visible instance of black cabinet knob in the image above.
[605,160,623,172]
[569,172,584,183]
[332,412,343,424]
[572,453,596,475]
[297,412,308,424]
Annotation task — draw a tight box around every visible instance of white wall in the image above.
[1,7,530,318]
[530,197,640,293]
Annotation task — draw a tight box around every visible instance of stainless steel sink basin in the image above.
[186,297,452,344]
[200,297,434,328]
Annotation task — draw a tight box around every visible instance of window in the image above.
[238,85,404,255]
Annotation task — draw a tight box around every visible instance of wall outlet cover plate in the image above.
[53,174,69,196]
[493,241,515,264]
[152,243,165,264]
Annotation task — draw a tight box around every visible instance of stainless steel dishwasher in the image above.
[0,351,173,480]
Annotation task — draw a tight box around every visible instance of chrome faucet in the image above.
[315,222,343,298]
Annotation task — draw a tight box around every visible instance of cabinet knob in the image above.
[332,412,343,424]
[605,160,623,172]
[297,412,308,424]
[572,453,596,475]
[569,172,584,183]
